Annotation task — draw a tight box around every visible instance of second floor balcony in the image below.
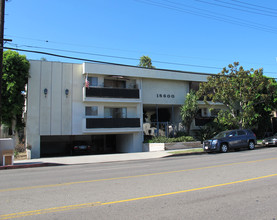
[85,87,140,99]
[85,118,141,129]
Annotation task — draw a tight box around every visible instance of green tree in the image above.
[180,91,199,135]
[1,50,30,132]
[197,62,276,129]
[138,55,155,68]
[254,77,277,137]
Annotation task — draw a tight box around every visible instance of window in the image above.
[104,79,126,88]
[104,107,127,118]
[190,82,200,92]
[87,77,98,87]
[228,131,237,137]
[237,130,246,136]
[85,106,98,116]
[202,108,208,117]
[211,109,220,117]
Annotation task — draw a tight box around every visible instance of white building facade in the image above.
[27,60,221,158]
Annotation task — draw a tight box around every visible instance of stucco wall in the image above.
[27,61,82,158]
[142,78,189,105]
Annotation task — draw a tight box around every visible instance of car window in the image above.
[214,131,228,138]
[237,130,246,136]
[228,131,237,137]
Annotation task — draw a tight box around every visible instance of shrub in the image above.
[145,136,195,143]
[194,121,224,143]
[15,143,26,153]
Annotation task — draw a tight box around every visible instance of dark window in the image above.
[190,82,200,92]
[86,106,98,116]
[237,130,246,136]
[211,109,220,117]
[87,77,98,87]
[104,107,127,118]
[104,79,126,88]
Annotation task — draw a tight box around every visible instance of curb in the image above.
[0,163,61,170]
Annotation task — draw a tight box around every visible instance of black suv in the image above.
[203,129,256,153]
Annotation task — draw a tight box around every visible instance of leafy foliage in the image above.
[1,50,30,130]
[145,135,195,143]
[194,121,224,143]
[180,91,199,134]
[197,62,277,129]
[138,55,155,68]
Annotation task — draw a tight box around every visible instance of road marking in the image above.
[1,173,277,219]
[1,157,277,193]
[82,164,149,172]
[0,202,101,220]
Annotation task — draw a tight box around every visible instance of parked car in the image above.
[70,141,92,155]
[203,129,256,153]
[262,133,277,147]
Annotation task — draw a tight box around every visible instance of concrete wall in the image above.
[142,78,189,105]
[84,63,208,82]
[116,132,143,153]
[27,61,82,158]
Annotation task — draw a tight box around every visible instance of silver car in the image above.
[262,133,277,147]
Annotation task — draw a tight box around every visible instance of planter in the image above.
[0,138,15,165]
[164,141,202,150]
[26,149,31,159]
[143,143,165,152]
[143,141,202,152]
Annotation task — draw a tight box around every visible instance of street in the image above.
[1,147,277,220]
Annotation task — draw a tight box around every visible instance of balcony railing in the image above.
[85,87,140,99]
[86,118,141,129]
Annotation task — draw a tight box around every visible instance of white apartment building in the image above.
[26,60,222,158]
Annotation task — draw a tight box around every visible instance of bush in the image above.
[145,136,195,143]
[194,121,224,143]
[175,131,188,137]
[15,143,26,153]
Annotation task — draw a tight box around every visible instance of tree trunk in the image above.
[12,119,20,147]
[186,123,191,135]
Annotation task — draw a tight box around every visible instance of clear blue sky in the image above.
[4,0,277,78]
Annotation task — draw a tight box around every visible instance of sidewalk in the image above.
[0,149,193,170]
[0,144,265,170]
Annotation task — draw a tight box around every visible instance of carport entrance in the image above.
[40,135,117,157]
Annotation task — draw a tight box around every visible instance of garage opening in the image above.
[40,135,117,157]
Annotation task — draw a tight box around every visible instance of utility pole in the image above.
[0,0,5,136]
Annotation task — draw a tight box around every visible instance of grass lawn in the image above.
[169,148,204,155]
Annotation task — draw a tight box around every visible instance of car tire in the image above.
[248,141,255,150]
[220,143,228,153]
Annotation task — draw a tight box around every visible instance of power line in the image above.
[163,0,277,31]
[6,35,277,67]
[6,42,277,75]
[3,46,276,79]
[135,0,277,34]
[3,46,218,76]
[6,43,222,70]
[231,0,277,13]
[215,0,277,15]
[196,0,277,18]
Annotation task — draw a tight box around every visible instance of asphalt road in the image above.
[1,147,277,220]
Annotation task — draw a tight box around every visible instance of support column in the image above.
[156,104,159,137]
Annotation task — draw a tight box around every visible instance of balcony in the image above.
[86,118,141,129]
[85,87,140,99]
